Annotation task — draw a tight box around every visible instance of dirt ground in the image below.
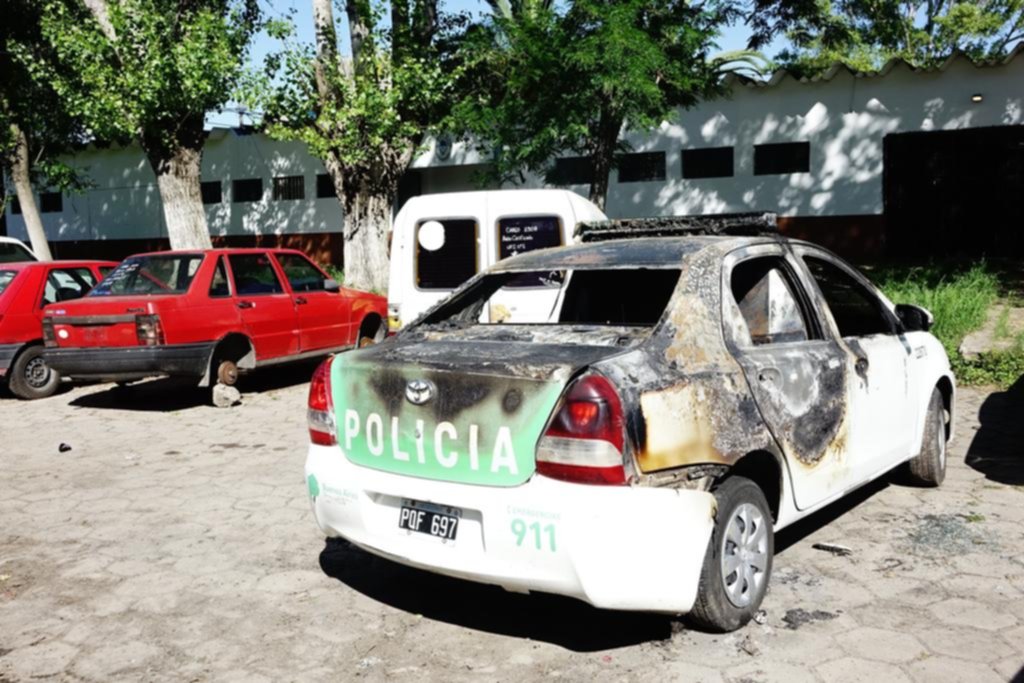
[2,368,1023,682]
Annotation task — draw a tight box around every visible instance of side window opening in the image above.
[415,218,477,290]
[559,269,679,325]
[730,257,810,345]
[496,215,562,288]
[229,254,284,296]
[209,257,231,297]
[803,256,894,338]
[277,253,327,292]
[43,268,97,306]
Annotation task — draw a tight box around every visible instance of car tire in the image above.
[905,388,946,487]
[8,345,61,400]
[688,476,774,633]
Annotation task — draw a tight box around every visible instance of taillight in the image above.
[536,374,627,485]
[135,314,165,346]
[42,317,56,347]
[308,356,336,446]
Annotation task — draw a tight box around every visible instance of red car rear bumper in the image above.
[43,343,215,382]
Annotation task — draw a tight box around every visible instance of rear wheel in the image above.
[905,388,946,486]
[9,346,61,400]
[688,476,774,632]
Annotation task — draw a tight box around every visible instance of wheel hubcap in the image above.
[25,357,52,389]
[720,502,769,608]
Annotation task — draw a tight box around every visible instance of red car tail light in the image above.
[536,374,627,485]
[135,315,165,346]
[41,317,56,347]
[308,356,336,446]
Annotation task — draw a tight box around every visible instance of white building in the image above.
[4,46,1022,262]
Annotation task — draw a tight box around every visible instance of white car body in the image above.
[309,230,955,617]
[387,189,606,330]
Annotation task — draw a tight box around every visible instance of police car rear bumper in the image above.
[305,443,716,614]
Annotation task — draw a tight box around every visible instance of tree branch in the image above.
[83,0,117,42]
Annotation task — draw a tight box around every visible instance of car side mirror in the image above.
[896,303,933,332]
[324,278,341,293]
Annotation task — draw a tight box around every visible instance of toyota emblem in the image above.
[405,379,436,405]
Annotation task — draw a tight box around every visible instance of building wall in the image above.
[4,129,344,262]
[5,51,1022,262]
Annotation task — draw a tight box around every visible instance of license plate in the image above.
[398,499,461,541]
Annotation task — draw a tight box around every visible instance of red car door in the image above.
[226,253,299,360]
[274,252,352,351]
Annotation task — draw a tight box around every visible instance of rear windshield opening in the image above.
[91,255,204,296]
[420,268,680,327]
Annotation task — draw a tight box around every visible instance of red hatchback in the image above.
[1,260,118,398]
[42,249,386,401]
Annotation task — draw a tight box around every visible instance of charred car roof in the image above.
[488,235,786,272]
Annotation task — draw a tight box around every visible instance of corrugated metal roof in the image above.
[725,42,1024,89]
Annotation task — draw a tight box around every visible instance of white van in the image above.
[388,189,607,330]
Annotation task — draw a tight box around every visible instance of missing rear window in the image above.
[420,268,680,327]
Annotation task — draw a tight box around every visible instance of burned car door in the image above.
[722,247,853,510]
[793,248,914,480]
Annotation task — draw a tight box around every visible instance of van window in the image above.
[497,215,562,288]
[416,218,477,290]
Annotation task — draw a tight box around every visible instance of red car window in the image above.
[229,254,284,295]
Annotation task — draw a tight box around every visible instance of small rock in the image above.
[58,443,72,453]
[753,609,768,625]
[212,383,242,408]
[739,634,760,656]
[812,542,852,557]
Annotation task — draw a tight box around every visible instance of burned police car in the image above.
[305,214,954,632]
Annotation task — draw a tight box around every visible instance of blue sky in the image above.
[210,0,785,126]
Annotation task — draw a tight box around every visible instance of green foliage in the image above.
[874,261,1024,387]
[749,0,1024,75]
[23,0,261,151]
[0,0,88,196]
[451,0,752,203]
[251,1,462,185]
[323,264,345,283]
[875,262,1000,358]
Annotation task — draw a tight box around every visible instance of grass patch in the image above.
[872,262,1000,355]
[869,261,1023,387]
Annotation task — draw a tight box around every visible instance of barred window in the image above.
[40,192,62,213]
[754,142,811,175]
[201,181,223,204]
[617,152,666,183]
[273,175,305,201]
[682,147,734,179]
[233,178,263,203]
[550,157,593,185]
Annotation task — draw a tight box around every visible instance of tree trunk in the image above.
[587,107,622,212]
[342,187,393,294]
[143,136,212,250]
[9,124,53,261]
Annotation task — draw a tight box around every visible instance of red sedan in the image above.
[1,260,118,399]
[42,249,386,402]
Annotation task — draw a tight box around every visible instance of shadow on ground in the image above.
[67,358,322,412]
[965,375,1024,485]
[319,538,676,651]
[319,475,893,651]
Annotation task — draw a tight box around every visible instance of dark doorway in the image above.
[884,125,1024,257]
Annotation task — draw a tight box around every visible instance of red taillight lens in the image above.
[41,317,56,347]
[307,356,336,446]
[135,315,164,346]
[536,374,627,485]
